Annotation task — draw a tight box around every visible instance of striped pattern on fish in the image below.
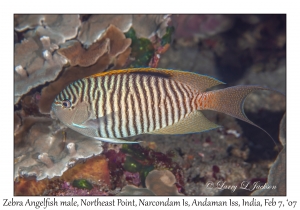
[55,73,199,138]
[52,68,282,144]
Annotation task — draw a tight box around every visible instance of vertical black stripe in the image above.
[124,74,130,136]
[86,78,92,104]
[93,77,98,99]
[147,77,155,131]
[155,77,162,129]
[162,79,169,126]
[61,89,68,100]
[80,79,86,102]
[179,83,190,115]
[117,74,123,137]
[108,75,117,138]
[130,93,137,135]
[98,76,105,137]
[141,76,149,132]
[166,80,175,125]
[175,82,186,119]
[170,81,180,122]
[103,76,109,138]
[193,92,197,110]
[94,78,99,126]
[179,84,188,117]
[95,78,101,137]
[68,85,77,105]
[134,75,144,133]
[72,81,81,102]
[64,87,71,100]
[58,92,63,101]
[185,85,193,99]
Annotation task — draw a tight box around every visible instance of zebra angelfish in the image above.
[51,68,279,144]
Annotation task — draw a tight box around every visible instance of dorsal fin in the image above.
[86,68,225,91]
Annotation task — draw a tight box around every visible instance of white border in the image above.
[3,1,298,209]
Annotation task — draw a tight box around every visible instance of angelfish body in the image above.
[52,68,275,143]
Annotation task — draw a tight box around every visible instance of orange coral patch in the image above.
[14,177,49,196]
[61,155,110,187]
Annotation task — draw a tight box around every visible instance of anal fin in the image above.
[150,110,220,135]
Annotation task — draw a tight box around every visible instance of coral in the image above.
[146,169,183,195]
[14,155,110,195]
[61,155,110,186]
[117,185,155,196]
[132,15,171,39]
[14,177,49,196]
[57,39,110,67]
[78,15,132,47]
[117,169,183,196]
[123,171,141,186]
[14,117,103,180]
[119,144,184,190]
[38,25,132,113]
[14,36,67,104]
[104,149,126,190]
[13,14,285,197]
[15,15,81,45]
[14,13,174,196]
[78,14,170,47]
[50,181,109,196]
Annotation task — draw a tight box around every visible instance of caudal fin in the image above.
[201,85,284,145]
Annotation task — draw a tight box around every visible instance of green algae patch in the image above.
[72,179,93,190]
[161,26,175,46]
[125,28,154,67]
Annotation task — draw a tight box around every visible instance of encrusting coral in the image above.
[15,14,81,45]
[146,169,183,195]
[57,39,110,67]
[14,15,172,193]
[118,169,183,195]
[38,25,132,113]
[13,14,285,197]
[78,14,170,47]
[14,115,103,180]
[78,15,133,47]
[14,36,67,104]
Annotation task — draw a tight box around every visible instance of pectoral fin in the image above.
[150,110,220,135]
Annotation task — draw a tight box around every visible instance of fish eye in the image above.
[62,99,72,108]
